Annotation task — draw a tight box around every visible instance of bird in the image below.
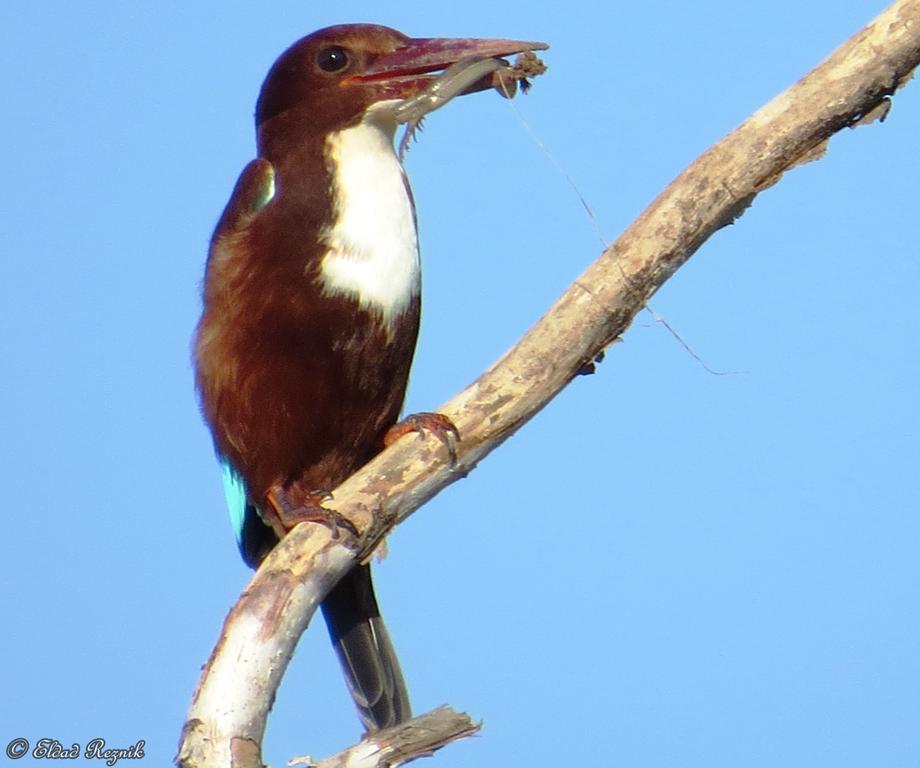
[194,23,546,732]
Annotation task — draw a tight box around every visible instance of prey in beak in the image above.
[344,35,548,98]
[343,34,548,155]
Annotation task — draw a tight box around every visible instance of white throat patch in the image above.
[319,107,420,331]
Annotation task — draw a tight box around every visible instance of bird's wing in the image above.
[212,158,276,241]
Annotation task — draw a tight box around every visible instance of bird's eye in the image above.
[317,46,349,72]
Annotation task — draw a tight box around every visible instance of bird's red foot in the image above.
[384,411,460,463]
[265,485,358,540]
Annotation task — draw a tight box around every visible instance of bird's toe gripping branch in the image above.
[265,484,359,541]
[384,412,461,464]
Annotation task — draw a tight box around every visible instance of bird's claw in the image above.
[266,485,358,540]
[384,412,460,464]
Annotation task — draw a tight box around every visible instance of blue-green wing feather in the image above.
[218,455,277,567]
[219,457,249,547]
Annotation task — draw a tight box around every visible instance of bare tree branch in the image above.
[289,707,481,768]
[177,2,920,765]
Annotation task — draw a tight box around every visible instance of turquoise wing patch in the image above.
[219,457,249,546]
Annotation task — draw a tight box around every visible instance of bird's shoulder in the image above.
[212,158,277,244]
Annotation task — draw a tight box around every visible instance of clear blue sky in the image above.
[3,2,918,766]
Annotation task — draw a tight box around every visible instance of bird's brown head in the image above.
[255,23,546,141]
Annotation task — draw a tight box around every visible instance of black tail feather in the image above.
[320,564,411,731]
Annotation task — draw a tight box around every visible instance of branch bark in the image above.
[289,707,481,768]
[177,2,920,765]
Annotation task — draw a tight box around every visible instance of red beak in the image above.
[344,36,548,99]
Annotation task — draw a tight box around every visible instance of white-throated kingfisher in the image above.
[195,23,547,732]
